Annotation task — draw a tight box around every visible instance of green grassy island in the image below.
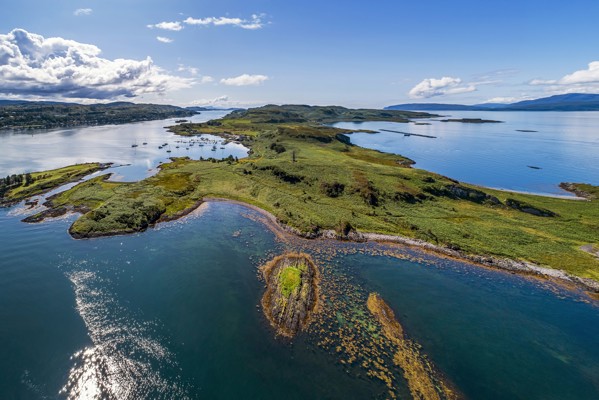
[3,105,599,286]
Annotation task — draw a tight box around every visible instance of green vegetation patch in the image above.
[279,266,302,297]
[0,163,108,205]
[17,105,599,282]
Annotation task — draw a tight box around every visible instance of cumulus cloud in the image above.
[408,77,476,99]
[559,61,599,85]
[0,28,193,100]
[220,74,268,86]
[74,8,93,16]
[184,14,265,30]
[147,21,183,31]
[530,61,599,93]
[156,36,173,43]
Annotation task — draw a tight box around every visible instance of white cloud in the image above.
[559,61,599,85]
[188,95,263,108]
[482,96,532,104]
[0,29,193,100]
[156,36,173,43]
[220,74,269,86]
[529,62,599,93]
[529,79,557,85]
[184,14,265,30]
[147,21,183,31]
[408,76,476,99]
[177,64,198,75]
[189,95,231,106]
[177,65,213,83]
[74,8,93,16]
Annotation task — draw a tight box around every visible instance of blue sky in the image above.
[2,0,599,107]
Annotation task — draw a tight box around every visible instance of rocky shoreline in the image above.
[16,193,599,296]
[203,198,599,296]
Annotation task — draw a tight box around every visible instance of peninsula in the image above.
[0,100,195,130]
[2,105,598,287]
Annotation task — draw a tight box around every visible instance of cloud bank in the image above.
[220,74,269,86]
[0,29,192,100]
[408,77,476,99]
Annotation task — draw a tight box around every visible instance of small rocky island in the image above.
[260,253,320,338]
[367,293,461,400]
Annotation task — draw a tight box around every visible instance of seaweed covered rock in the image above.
[260,253,320,338]
[367,293,461,400]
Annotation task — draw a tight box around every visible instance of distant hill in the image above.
[386,93,599,111]
[186,106,245,112]
[0,100,195,130]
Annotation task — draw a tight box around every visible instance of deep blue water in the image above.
[334,111,599,196]
[0,202,598,399]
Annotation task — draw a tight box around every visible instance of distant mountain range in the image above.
[385,93,599,111]
[185,106,245,112]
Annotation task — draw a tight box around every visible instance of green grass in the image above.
[20,105,599,281]
[279,266,302,297]
[1,163,108,204]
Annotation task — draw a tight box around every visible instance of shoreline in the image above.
[203,197,599,296]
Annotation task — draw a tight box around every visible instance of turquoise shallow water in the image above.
[0,202,598,399]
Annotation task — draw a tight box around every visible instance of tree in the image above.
[24,173,34,186]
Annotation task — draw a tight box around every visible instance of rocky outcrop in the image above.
[560,182,597,200]
[367,293,461,400]
[424,184,500,205]
[260,253,320,338]
[505,198,557,217]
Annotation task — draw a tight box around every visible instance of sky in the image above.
[1,0,599,108]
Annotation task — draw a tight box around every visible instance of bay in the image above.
[334,111,599,196]
[0,111,249,182]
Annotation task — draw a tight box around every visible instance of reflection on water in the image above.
[60,268,190,400]
[0,111,249,181]
[335,111,599,196]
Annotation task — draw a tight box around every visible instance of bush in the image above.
[320,181,345,198]
[269,142,286,153]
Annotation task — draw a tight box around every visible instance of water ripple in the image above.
[60,267,190,400]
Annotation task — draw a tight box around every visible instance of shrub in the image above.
[320,181,345,198]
